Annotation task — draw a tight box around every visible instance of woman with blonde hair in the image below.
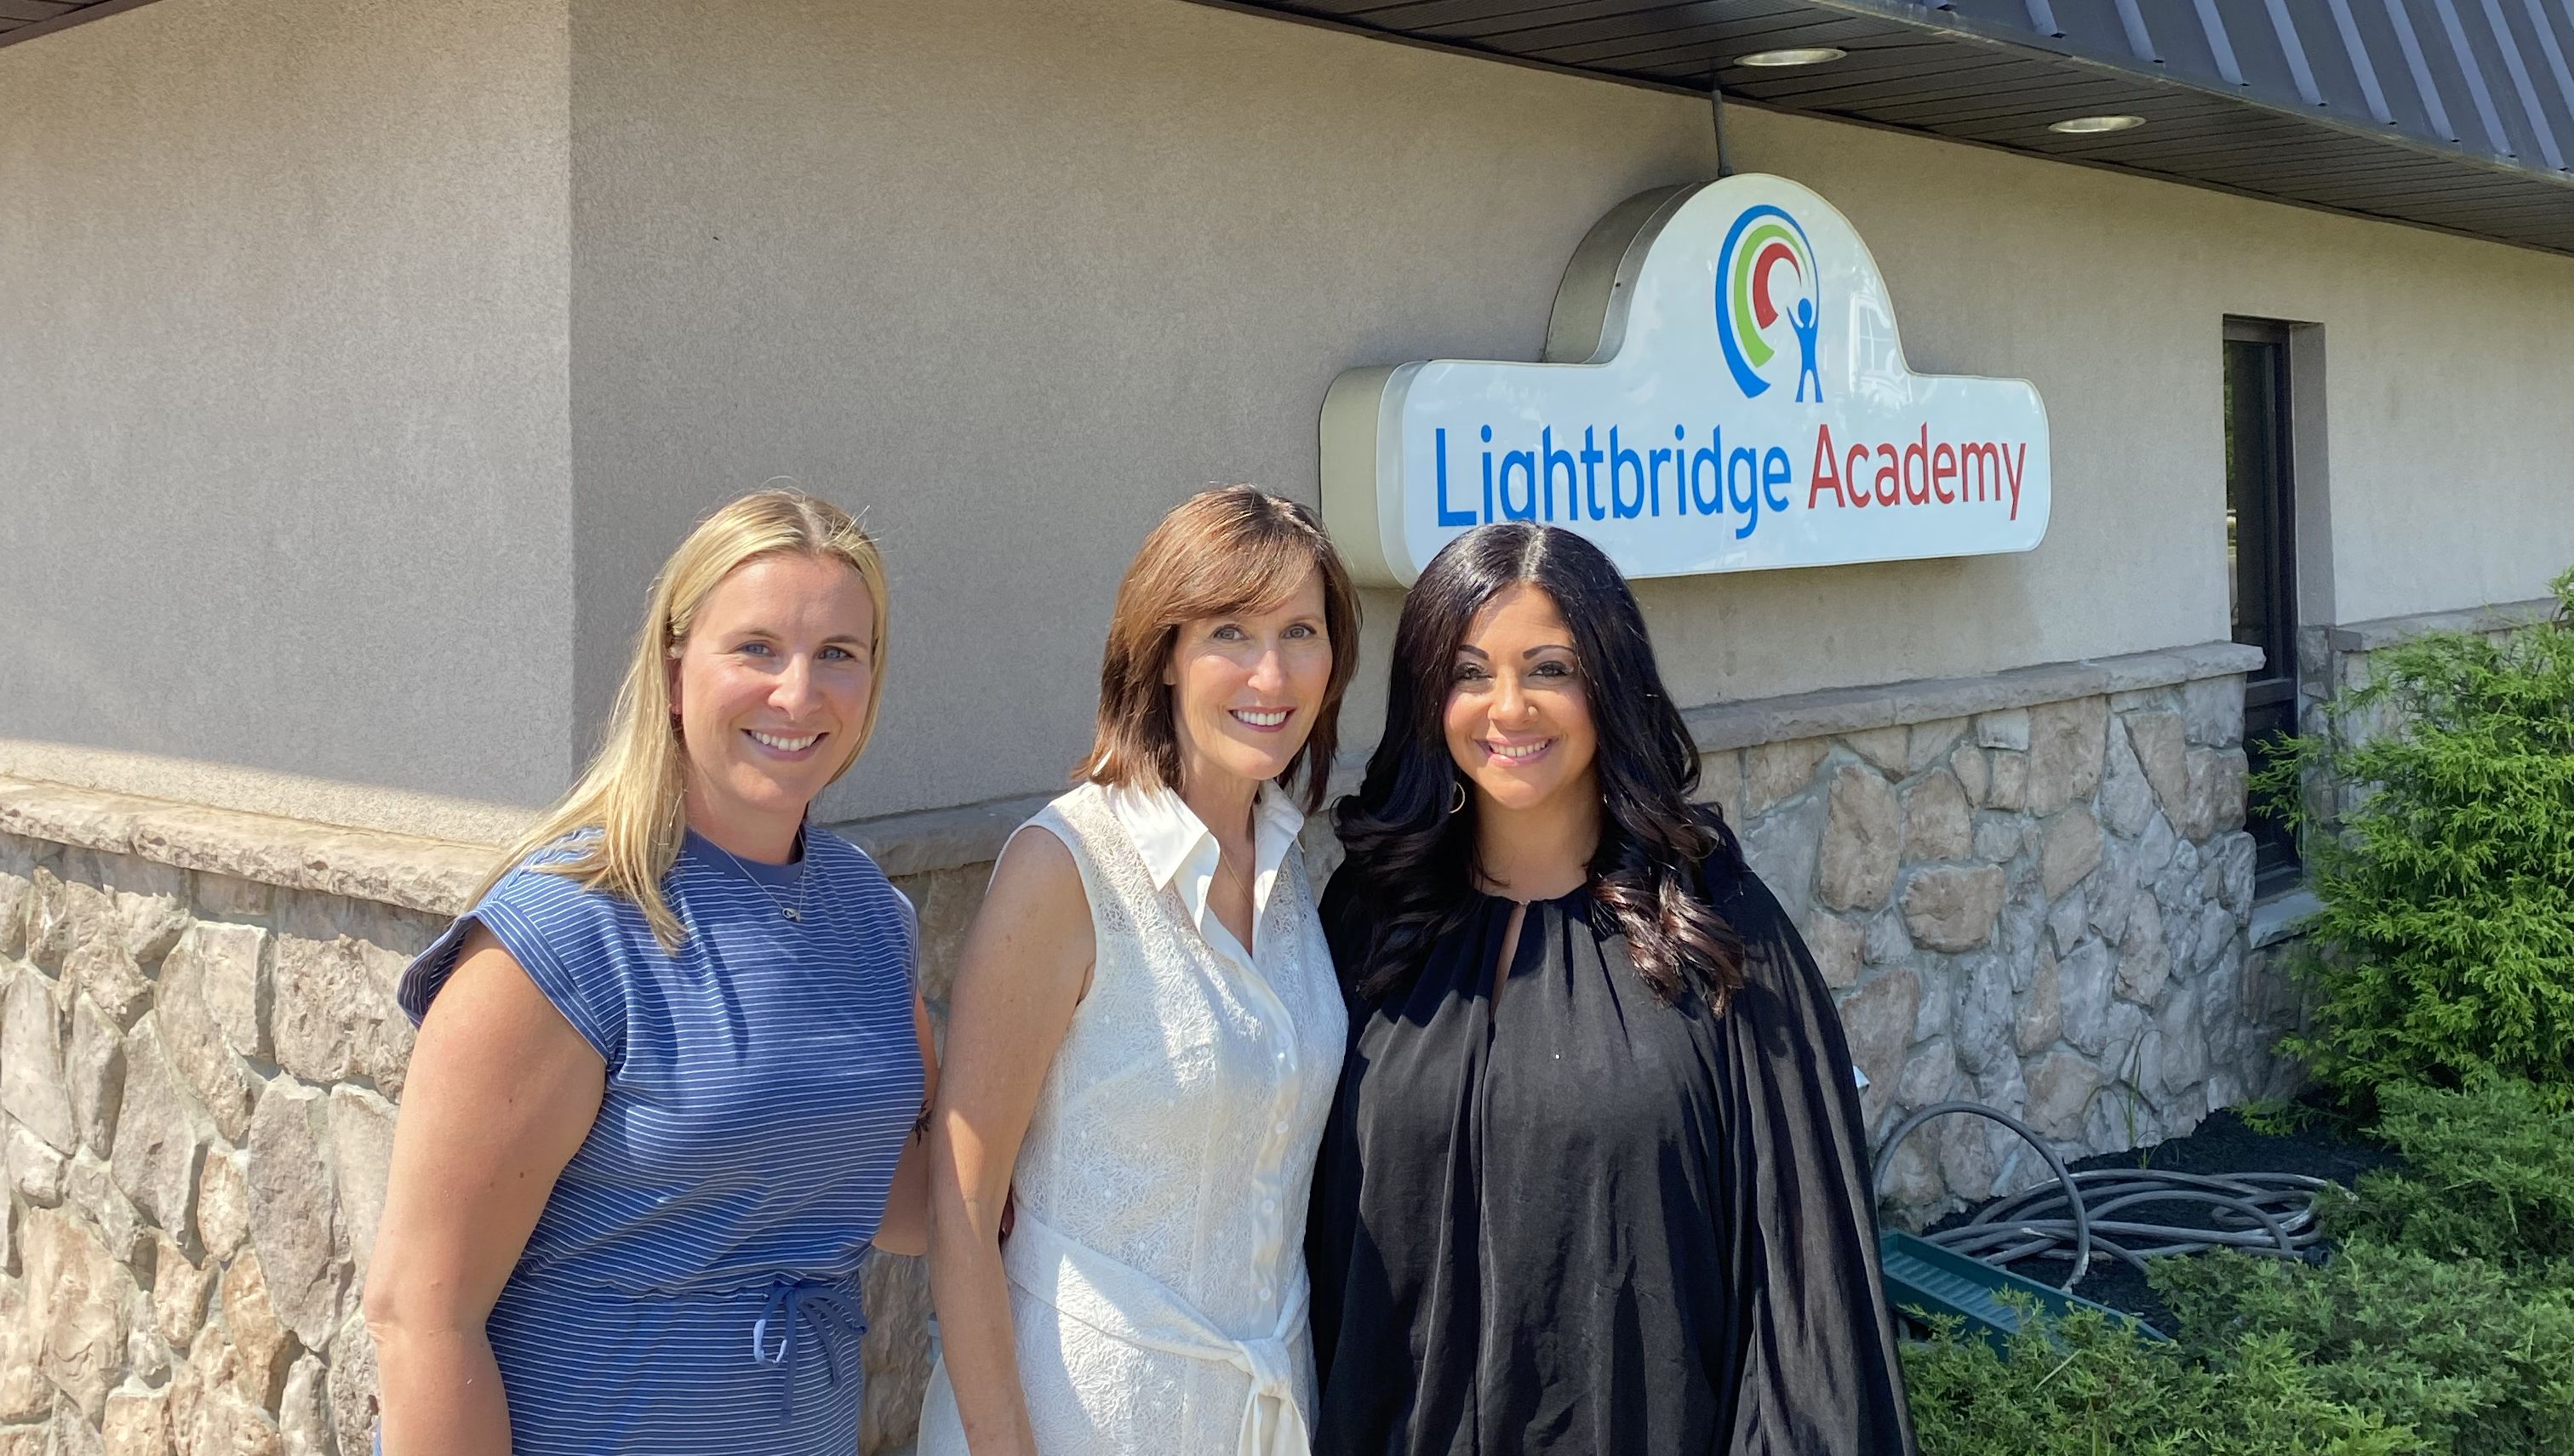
[919,486,1362,1456]
[365,488,934,1455]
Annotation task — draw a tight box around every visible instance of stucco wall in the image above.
[0,0,575,808]
[3,0,2565,828]
[568,0,2574,826]
[564,0,1729,820]
[1769,107,2574,632]
[1718,102,2574,666]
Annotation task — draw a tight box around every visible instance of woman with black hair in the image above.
[1307,522,1917,1455]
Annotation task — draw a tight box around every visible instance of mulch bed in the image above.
[1919,1093,2405,1336]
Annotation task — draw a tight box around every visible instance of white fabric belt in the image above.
[1001,1208,1311,1456]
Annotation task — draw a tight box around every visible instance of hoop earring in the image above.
[1449,781,1467,815]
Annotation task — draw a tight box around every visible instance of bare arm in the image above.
[929,826,1095,1456]
[872,992,940,1257]
[363,924,606,1456]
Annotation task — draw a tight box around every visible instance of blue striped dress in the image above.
[397,826,924,1455]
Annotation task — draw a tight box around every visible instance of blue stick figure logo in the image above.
[1715,205,1823,403]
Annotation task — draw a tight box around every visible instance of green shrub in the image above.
[2327,1076,2574,1276]
[1902,1240,2574,1456]
[1902,1295,2425,1455]
[2251,567,2574,1109]
[1913,574,2574,1449]
[2149,1240,2574,1456]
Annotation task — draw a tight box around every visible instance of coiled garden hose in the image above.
[1873,1100,2341,1293]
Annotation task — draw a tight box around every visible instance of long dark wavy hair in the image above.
[1332,523,1747,1008]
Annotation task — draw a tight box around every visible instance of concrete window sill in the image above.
[2248,887,2323,950]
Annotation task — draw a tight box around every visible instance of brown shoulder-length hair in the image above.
[1082,486,1363,814]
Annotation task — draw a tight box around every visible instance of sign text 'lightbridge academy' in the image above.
[1320,174,2053,586]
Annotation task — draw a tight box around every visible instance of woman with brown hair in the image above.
[918,486,1363,1456]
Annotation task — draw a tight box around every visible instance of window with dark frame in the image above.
[2223,319,2301,891]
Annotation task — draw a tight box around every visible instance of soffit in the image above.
[1221,0,2574,256]
[0,0,157,51]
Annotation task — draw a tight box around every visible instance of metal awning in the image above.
[1,0,153,49]
[1220,0,2574,255]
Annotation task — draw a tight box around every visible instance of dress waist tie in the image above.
[747,1274,869,1426]
[1001,1208,1310,1456]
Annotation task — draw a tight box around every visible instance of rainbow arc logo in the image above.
[1715,205,1824,404]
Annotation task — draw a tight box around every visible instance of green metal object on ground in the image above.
[1878,1230,2168,1351]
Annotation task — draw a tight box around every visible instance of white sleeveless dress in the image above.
[917,781,1347,1456]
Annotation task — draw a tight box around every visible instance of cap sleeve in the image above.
[890,883,921,991]
[398,854,636,1070]
[807,828,918,992]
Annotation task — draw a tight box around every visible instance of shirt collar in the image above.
[1106,780,1303,885]
[1104,779,1307,941]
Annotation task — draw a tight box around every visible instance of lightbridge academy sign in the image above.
[1320,174,2051,586]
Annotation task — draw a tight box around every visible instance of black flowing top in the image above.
[1306,830,1918,1455]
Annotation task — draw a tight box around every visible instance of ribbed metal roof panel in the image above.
[0,0,152,49]
[1233,0,2574,254]
[1858,0,2574,173]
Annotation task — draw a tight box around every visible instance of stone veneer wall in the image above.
[0,638,2311,1452]
[2294,597,2565,825]
[0,785,962,1456]
[0,791,442,1456]
[1696,653,2307,1221]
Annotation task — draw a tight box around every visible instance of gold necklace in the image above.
[1213,845,1256,904]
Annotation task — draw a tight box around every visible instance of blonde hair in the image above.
[478,488,890,948]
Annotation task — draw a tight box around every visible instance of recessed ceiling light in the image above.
[2048,113,2148,134]
[1735,47,1847,68]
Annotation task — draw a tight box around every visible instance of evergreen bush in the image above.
[1904,1233,2574,1456]
[2150,1241,2574,1456]
[2328,1076,2574,1276]
[1908,573,2574,1448]
[1901,1295,2423,1455]
[2251,567,2574,1109]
